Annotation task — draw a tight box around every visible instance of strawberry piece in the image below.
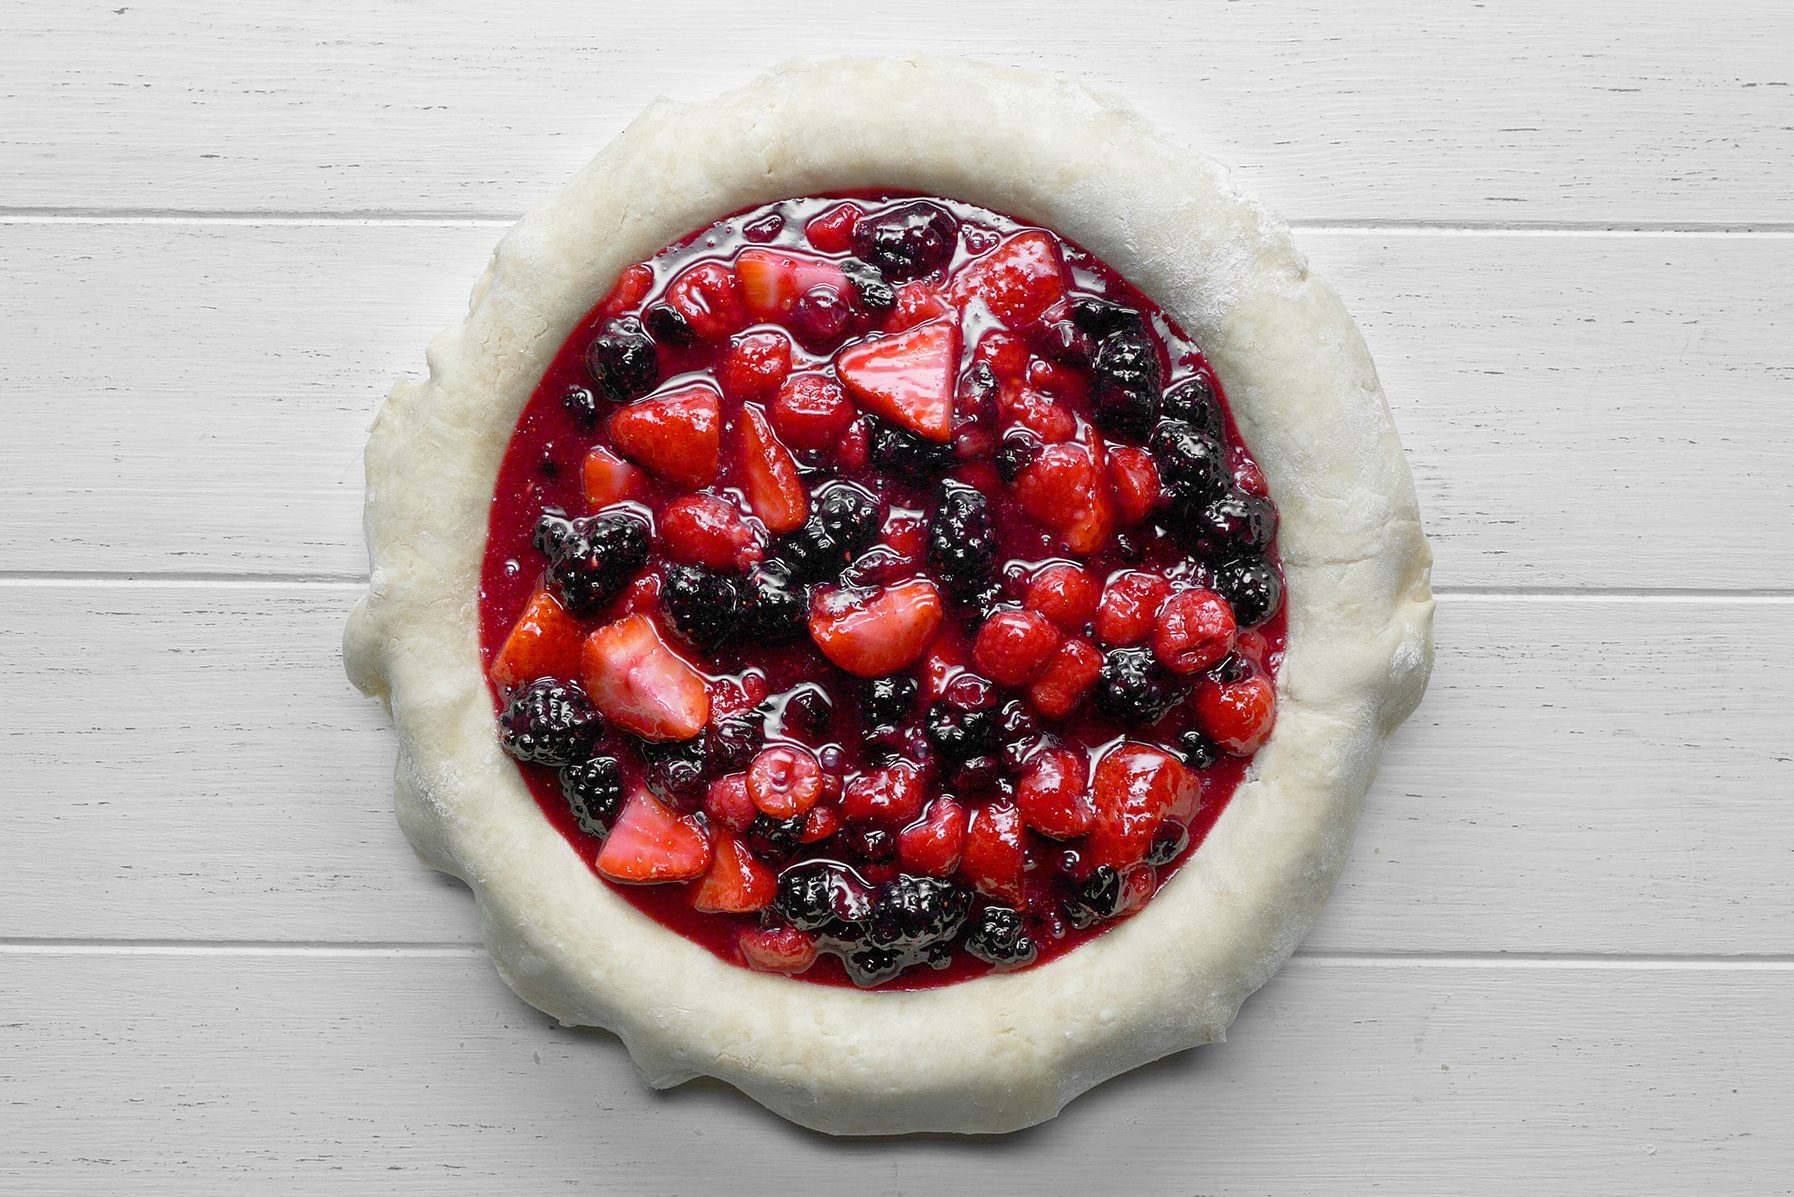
[1024,563,1099,633]
[959,801,1027,904]
[719,330,794,403]
[738,925,818,975]
[735,248,848,320]
[837,418,871,472]
[582,446,648,510]
[580,614,711,742]
[489,588,584,688]
[746,745,824,819]
[737,405,809,534]
[704,772,756,832]
[883,282,950,333]
[1195,674,1277,755]
[1106,445,1162,524]
[840,762,927,825]
[1087,745,1199,871]
[1015,746,1094,839]
[594,789,713,883]
[1025,358,1089,404]
[799,802,842,843]
[834,319,959,443]
[1014,441,1113,553]
[973,330,1031,382]
[692,833,777,913]
[770,372,856,451]
[807,580,943,677]
[972,609,1063,687]
[608,385,721,488]
[1234,628,1269,668]
[596,262,654,320]
[659,494,761,569]
[997,383,1077,443]
[804,202,863,254]
[1153,589,1238,675]
[898,797,968,876]
[952,230,1068,327]
[1095,571,1173,646]
[665,261,746,341]
[1027,637,1103,719]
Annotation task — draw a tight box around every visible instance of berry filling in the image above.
[479,194,1286,989]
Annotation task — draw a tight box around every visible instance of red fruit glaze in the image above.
[478,193,1284,990]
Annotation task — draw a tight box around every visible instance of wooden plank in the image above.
[0,949,1787,1192]
[2,585,1789,955]
[3,1,1793,225]
[3,222,1791,587]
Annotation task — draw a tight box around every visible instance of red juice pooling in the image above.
[478,193,1287,990]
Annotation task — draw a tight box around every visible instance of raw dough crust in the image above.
[344,55,1434,1135]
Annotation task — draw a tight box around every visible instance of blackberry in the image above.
[746,812,807,863]
[1095,647,1182,723]
[1066,866,1123,928]
[774,860,876,933]
[964,905,1038,968]
[995,428,1042,482]
[962,578,1011,628]
[844,261,895,313]
[789,285,855,352]
[660,564,741,650]
[869,875,971,949]
[924,699,1000,765]
[741,559,808,640]
[851,200,959,281]
[1177,729,1220,770]
[776,682,833,739]
[948,754,1003,796]
[958,360,1000,423]
[584,317,659,403]
[868,419,956,481]
[1070,295,1146,340]
[843,945,908,987]
[1146,820,1190,867]
[860,675,919,729]
[1190,492,1277,557]
[704,711,764,777]
[498,679,600,766]
[642,303,695,348]
[1035,317,1096,368]
[838,822,897,865]
[1160,375,1226,440]
[561,384,600,424]
[533,508,577,560]
[1091,331,1163,440]
[558,756,623,835]
[1149,419,1231,508]
[926,482,997,598]
[542,510,651,617]
[640,737,708,805]
[1211,557,1284,628]
[814,481,883,553]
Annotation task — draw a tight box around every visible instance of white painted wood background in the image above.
[3,1,1791,1192]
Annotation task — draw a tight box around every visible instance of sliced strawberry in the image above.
[719,330,794,404]
[898,797,968,876]
[1014,441,1112,552]
[770,372,856,451]
[1106,445,1162,524]
[737,405,809,534]
[746,745,824,819]
[807,580,943,677]
[738,925,818,975]
[580,614,711,742]
[1024,564,1100,633]
[834,319,959,443]
[959,801,1027,904]
[1015,746,1094,839]
[704,772,756,832]
[692,834,777,913]
[1027,637,1103,719]
[582,446,649,510]
[735,248,848,320]
[608,385,721,488]
[1095,571,1174,646]
[1195,674,1277,755]
[804,202,863,254]
[665,261,746,341]
[659,494,761,569]
[1153,589,1238,675]
[997,383,1077,443]
[595,262,654,320]
[594,789,713,883]
[951,230,1068,327]
[840,762,926,825]
[973,330,1031,382]
[972,609,1063,688]
[489,588,584,688]
[883,282,950,333]
[1086,745,1198,871]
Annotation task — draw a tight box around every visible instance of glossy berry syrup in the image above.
[478,194,1286,989]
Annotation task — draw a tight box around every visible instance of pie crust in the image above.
[344,56,1434,1135]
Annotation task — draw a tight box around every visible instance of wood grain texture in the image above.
[4,584,1788,953]
[4,1,1793,225]
[2,949,1789,1193]
[4,221,1791,586]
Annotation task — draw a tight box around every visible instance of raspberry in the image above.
[972,609,1063,687]
[1024,564,1099,632]
[1152,589,1238,675]
[1094,571,1173,646]
[1195,674,1278,755]
[770,373,856,451]
[719,330,793,403]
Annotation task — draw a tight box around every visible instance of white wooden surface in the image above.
[2,2,1792,1193]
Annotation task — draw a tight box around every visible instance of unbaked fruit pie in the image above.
[345,57,1433,1134]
